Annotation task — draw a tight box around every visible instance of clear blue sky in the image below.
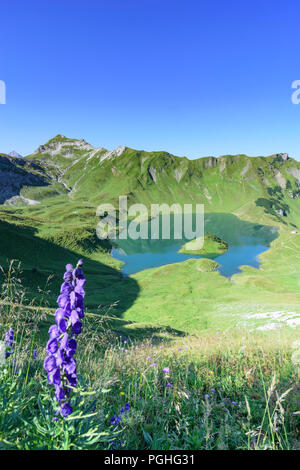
[1,0,300,159]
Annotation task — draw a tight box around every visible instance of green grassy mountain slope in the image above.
[19,135,300,230]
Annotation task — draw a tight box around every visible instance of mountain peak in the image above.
[271,153,289,162]
[45,134,86,145]
[32,134,94,157]
[8,150,23,158]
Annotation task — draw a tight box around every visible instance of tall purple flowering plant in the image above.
[44,260,86,418]
[4,327,14,358]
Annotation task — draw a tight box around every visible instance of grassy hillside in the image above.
[14,135,300,228]
[0,134,299,337]
[179,232,228,255]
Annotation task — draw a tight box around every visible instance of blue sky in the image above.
[1,0,300,159]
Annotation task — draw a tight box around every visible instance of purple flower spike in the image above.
[51,368,61,385]
[4,328,14,358]
[72,321,82,335]
[59,333,68,350]
[57,293,69,309]
[110,403,130,433]
[49,324,60,339]
[46,338,58,354]
[60,402,73,417]
[43,260,85,419]
[55,385,65,402]
[65,357,76,375]
[4,328,14,347]
[58,318,67,333]
[64,272,73,283]
[44,355,57,372]
[70,309,79,325]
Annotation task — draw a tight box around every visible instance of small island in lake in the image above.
[178,232,228,256]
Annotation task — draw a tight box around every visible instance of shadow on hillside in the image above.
[37,313,187,347]
[0,155,49,204]
[0,219,186,342]
[101,318,187,343]
[0,219,141,324]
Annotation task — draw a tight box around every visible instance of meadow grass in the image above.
[178,232,228,256]
[0,262,299,450]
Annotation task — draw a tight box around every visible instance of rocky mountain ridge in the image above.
[1,134,300,227]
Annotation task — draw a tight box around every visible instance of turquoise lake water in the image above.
[110,213,278,278]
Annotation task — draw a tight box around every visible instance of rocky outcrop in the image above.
[204,157,217,168]
[148,165,157,183]
[287,168,300,182]
[241,163,250,177]
[274,170,286,189]
[99,146,126,163]
[275,208,287,217]
[271,153,289,162]
[4,195,40,206]
[174,168,185,182]
[33,137,94,157]
[219,157,226,173]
